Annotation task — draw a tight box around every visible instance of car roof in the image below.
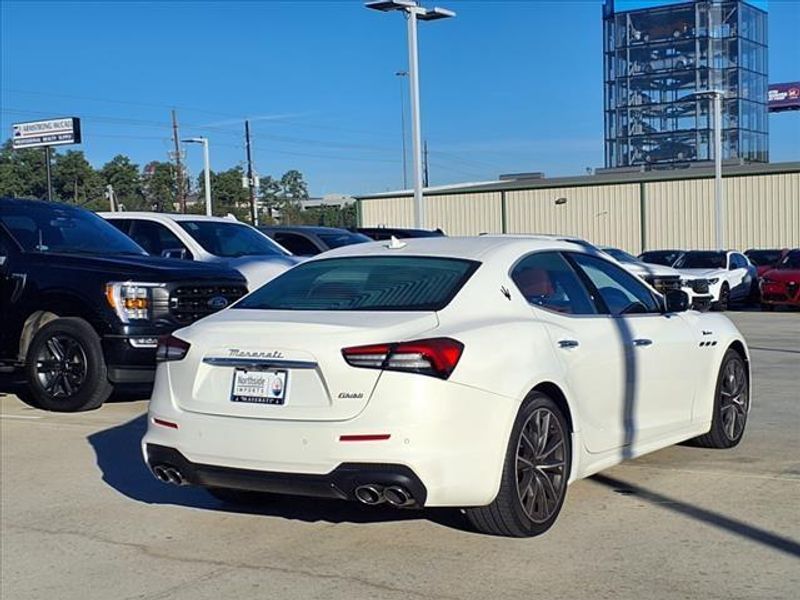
[1,197,89,212]
[260,225,353,235]
[319,235,595,261]
[99,211,244,224]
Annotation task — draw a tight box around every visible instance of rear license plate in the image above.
[230,369,287,405]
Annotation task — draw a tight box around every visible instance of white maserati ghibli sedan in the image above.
[143,236,751,537]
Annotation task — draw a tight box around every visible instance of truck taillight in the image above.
[342,338,463,379]
[156,334,191,362]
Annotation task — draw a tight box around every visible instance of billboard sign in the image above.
[768,82,800,112]
[11,117,82,149]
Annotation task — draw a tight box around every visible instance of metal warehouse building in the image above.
[355,161,799,253]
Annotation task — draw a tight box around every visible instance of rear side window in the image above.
[237,256,479,311]
[570,253,660,315]
[273,232,320,256]
[511,252,597,315]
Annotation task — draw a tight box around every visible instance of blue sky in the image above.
[1,0,798,196]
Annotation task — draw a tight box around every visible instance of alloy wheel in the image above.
[35,334,88,399]
[515,407,567,524]
[719,358,748,441]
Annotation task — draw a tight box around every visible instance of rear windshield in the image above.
[236,256,479,311]
[746,250,782,266]
[318,231,371,249]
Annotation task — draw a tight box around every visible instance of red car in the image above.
[760,249,800,310]
[745,248,789,277]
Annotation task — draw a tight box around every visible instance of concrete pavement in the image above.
[1,311,798,600]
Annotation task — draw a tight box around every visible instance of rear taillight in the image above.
[155,334,191,362]
[342,338,463,379]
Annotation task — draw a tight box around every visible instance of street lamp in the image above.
[366,0,455,229]
[182,137,212,216]
[395,70,409,189]
[689,89,726,250]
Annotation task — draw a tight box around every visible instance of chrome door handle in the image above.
[558,339,580,349]
[633,338,653,347]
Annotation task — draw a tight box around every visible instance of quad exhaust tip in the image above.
[153,464,186,486]
[354,484,415,507]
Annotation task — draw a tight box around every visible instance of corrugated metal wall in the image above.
[359,171,800,252]
[506,184,641,251]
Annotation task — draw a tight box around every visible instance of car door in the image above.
[511,251,627,454]
[568,252,698,446]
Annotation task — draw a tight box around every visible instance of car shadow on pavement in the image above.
[591,473,800,558]
[87,414,470,532]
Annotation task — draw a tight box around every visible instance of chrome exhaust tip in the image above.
[384,486,415,507]
[164,467,186,486]
[354,484,385,505]
[152,465,171,483]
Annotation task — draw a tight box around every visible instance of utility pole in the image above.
[171,109,186,213]
[396,70,409,189]
[244,120,258,225]
[423,139,430,188]
[43,147,53,201]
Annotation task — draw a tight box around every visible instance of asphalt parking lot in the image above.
[1,311,798,600]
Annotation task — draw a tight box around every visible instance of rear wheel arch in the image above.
[531,381,575,435]
[726,340,750,379]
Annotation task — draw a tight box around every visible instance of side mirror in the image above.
[161,248,189,260]
[664,289,690,313]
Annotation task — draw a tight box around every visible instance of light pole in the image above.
[396,70,409,189]
[182,137,212,216]
[690,89,726,250]
[366,0,455,229]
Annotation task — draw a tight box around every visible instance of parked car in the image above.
[143,236,750,538]
[355,227,445,241]
[102,213,300,289]
[673,250,758,310]
[0,198,247,411]
[601,247,712,310]
[759,249,800,311]
[638,249,685,267]
[259,226,371,257]
[744,248,790,277]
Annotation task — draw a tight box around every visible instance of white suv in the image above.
[673,250,758,310]
[102,213,301,289]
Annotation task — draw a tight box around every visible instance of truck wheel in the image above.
[25,317,113,412]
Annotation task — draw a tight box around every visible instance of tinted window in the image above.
[107,219,132,235]
[273,232,320,256]
[603,248,640,264]
[179,221,289,258]
[237,256,478,311]
[318,231,371,249]
[675,251,726,269]
[639,250,682,266]
[731,254,748,269]
[777,251,800,269]
[745,250,782,266]
[511,252,597,315]
[0,205,145,256]
[571,253,660,315]
[129,221,190,258]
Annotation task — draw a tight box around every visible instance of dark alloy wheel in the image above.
[693,349,749,448]
[466,392,571,537]
[714,283,730,311]
[25,317,112,412]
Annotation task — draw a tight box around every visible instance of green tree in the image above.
[257,174,281,224]
[100,155,146,210]
[143,161,177,212]
[199,166,251,221]
[52,150,104,207]
[277,169,309,224]
[0,139,49,199]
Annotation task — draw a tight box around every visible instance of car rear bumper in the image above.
[142,369,521,507]
[145,443,428,505]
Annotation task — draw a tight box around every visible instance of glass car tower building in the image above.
[603,0,768,169]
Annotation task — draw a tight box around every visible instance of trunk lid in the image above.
[170,310,438,421]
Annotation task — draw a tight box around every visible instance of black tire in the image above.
[206,487,274,506]
[760,303,775,312]
[692,349,749,449]
[713,283,730,311]
[466,392,571,537]
[25,317,112,412]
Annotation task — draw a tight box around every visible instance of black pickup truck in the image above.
[0,198,247,411]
